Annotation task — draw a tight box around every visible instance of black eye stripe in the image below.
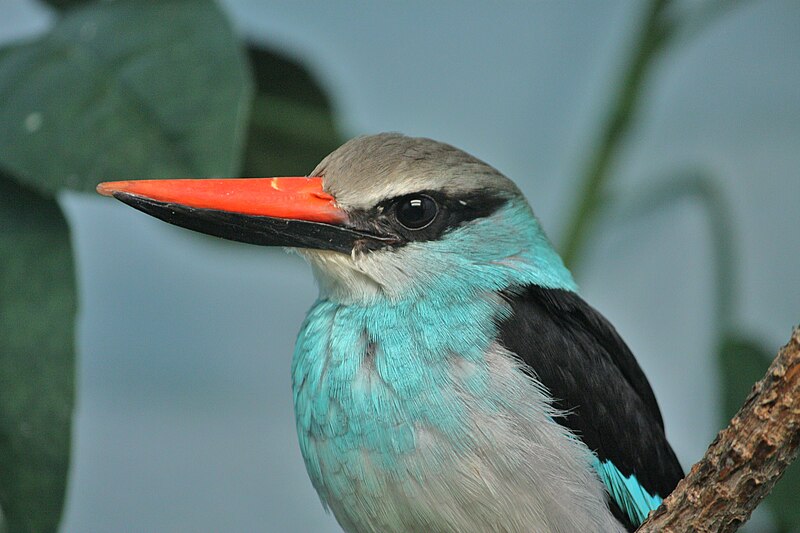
[347,189,509,250]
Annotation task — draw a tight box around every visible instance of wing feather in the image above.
[497,285,683,529]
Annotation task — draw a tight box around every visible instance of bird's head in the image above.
[98,133,576,303]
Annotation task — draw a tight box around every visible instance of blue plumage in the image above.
[594,459,663,526]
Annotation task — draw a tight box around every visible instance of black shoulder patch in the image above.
[497,285,683,524]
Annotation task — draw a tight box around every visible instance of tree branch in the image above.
[637,326,800,532]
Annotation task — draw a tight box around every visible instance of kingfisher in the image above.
[98,133,683,532]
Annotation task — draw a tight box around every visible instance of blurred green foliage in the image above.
[0,0,794,531]
[0,177,74,533]
[0,0,341,530]
[0,0,251,194]
[242,46,342,177]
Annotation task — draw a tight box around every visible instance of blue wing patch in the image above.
[593,458,662,526]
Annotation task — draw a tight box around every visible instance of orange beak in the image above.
[96,177,345,224]
[96,177,389,253]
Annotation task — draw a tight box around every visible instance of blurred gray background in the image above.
[3,0,799,531]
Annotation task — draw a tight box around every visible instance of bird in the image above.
[97,133,683,533]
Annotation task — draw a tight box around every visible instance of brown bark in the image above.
[637,327,800,532]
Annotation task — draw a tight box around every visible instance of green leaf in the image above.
[241,45,342,177]
[0,175,75,533]
[0,0,253,196]
[718,334,800,530]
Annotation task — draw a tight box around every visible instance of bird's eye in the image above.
[395,195,439,230]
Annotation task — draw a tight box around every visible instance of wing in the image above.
[497,284,684,530]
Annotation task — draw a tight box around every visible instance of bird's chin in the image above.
[297,248,385,303]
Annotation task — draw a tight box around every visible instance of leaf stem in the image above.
[560,0,671,270]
